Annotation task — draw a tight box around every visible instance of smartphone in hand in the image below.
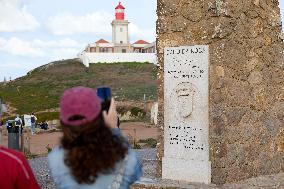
[97,87,120,128]
[97,87,111,112]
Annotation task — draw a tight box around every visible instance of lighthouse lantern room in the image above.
[115,2,125,20]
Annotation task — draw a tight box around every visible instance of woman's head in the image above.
[60,86,102,126]
[60,87,128,184]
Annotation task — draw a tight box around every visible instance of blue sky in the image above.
[0,0,283,80]
[0,0,157,79]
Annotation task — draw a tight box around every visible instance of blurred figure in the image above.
[40,121,49,130]
[0,103,7,125]
[15,114,23,134]
[48,87,142,189]
[30,113,37,135]
[0,146,40,189]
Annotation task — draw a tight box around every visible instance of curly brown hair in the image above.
[60,113,128,184]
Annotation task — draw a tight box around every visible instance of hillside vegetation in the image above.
[0,59,157,116]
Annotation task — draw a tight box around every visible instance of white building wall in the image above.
[132,44,148,48]
[114,24,128,44]
[98,43,114,47]
[78,52,157,67]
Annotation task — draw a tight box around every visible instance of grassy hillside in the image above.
[0,59,157,115]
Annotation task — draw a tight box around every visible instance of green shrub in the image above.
[133,142,141,149]
[37,112,59,122]
[130,107,145,117]
[139,138,157,148]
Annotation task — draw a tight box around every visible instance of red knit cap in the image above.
[60,87,102,126]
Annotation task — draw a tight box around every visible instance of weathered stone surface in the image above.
[157,15,188,34]
[157,0,284,185]
[180,1,204,22]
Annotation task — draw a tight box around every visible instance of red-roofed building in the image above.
[83,2,155,54]
[133,40,150,53]
[96,39,109,44]
[85,39,114,53]
[134,40,150,45]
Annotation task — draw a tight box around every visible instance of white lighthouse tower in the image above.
[111,2,131,53]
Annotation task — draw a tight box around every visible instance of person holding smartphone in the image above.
[48,86,142,189]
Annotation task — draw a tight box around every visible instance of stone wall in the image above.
[156,0,284,184]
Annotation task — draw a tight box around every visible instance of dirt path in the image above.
[0,122,159,155]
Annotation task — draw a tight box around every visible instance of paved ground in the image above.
[29,156,55,189]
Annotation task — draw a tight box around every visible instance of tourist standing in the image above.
[48,86,142,189]
[30,113,37,135]
[15,114,23,134]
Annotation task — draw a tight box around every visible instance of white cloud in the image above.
[0,37,83,79]
[51,48,80,60]
[45,10,156,41]
[33,38,80,48]
[0,60,41,80]
[46,11,113,36]
[0,37,44,57]
[0,37,82,58]
[0,0,40,32]
[129,23,156,42]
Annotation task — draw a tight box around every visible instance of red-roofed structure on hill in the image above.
[96,39,109,44]
[134,40,150,44]
[82,1,155,54]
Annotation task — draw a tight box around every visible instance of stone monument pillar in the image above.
[157,0,284,184]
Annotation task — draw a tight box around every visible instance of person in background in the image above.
[30,113,37,135]
[48,86,142,189]
[5,120,13,133]
[44,121,49,130]
[15,114,23,134]
[0,146,40,189]
[40,121,49,130]
[0,103,7,127]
